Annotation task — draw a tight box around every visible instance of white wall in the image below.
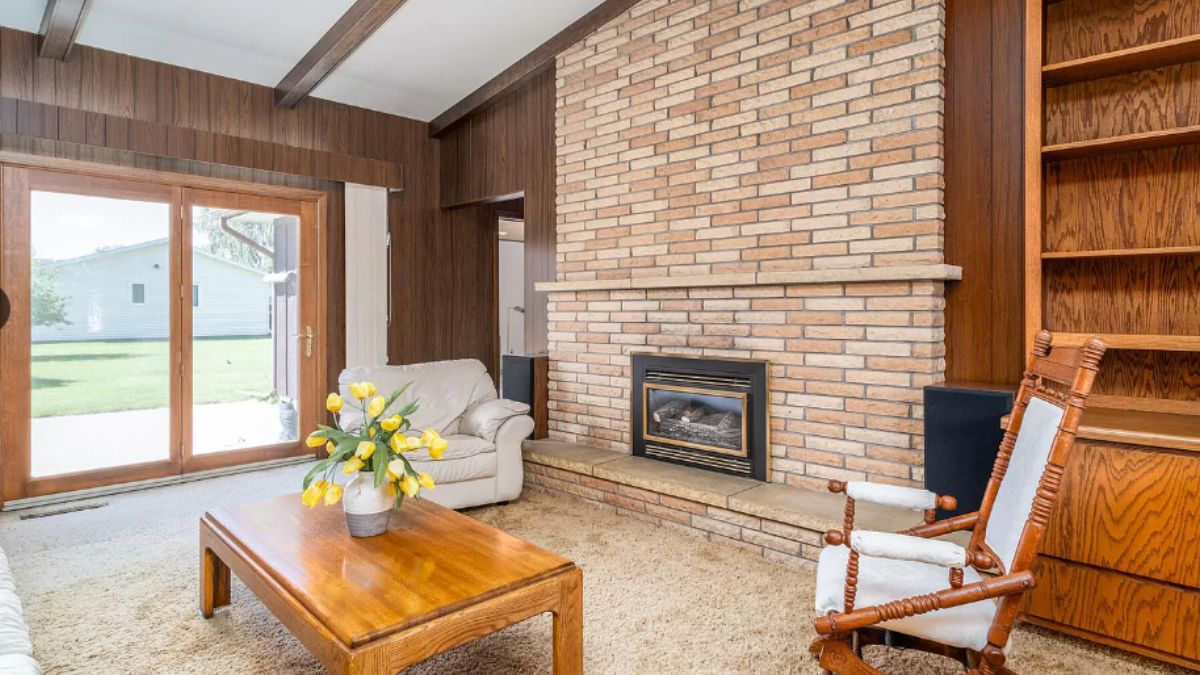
[32,243,269,342]
[498,239,525,358]
[344,184,390,367]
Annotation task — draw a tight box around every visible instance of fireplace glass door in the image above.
[643,384,747,457]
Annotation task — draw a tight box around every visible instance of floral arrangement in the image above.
[300,380,448,509]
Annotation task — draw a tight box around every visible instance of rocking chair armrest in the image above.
[813,570,1036,636]
[849,531,968,568]
[899,511,979,538]
[828,480,957,512]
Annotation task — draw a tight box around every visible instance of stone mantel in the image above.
[534,264,963,293]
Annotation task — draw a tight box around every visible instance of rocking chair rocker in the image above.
[810,330,1106,674]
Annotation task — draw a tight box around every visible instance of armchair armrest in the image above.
[849,531,967,568]
[459,398,531,442]
[832,480,957,512]
[813,571,1036,635]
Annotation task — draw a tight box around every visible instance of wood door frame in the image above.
[0,162,328,502]
[180,188,324,474]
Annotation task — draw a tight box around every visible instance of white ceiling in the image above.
[0,0,606,121]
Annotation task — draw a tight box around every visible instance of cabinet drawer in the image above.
[1042,441,1200,587]
[1025,557,1200,662]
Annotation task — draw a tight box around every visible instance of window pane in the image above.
[30,191,171,477]
[191,208,299,454]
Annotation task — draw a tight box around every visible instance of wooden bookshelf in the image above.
[1043,34,1200,86]
[1041,245,1200,260]
[1042,124,1200,161]
[1002,408,1200,454]
[1024,1,1200,667]
[1053,333,1200,352]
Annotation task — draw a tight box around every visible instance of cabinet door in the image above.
[1042,441,1200,588]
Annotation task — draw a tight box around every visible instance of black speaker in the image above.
[501,354,548,439]
[501,354,536,405]
[923,383,1015,518]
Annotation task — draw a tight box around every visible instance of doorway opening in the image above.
[496,199,525,388]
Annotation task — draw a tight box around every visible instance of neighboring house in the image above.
[32,238,271,342]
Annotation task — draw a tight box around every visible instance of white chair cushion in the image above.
[340,359,497,435]
[405,435,495,462]
[0,654,40,675]
[412,451,497,483]
[816,544,1000,652]
[985,396,1065,572]
[0,590,30,660]
[459,399,531,442]
[850,531,967,568]
[845,482,937,511]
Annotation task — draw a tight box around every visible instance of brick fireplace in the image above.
[538,0,956,492]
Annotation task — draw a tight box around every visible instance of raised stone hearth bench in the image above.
[522,440,964,565]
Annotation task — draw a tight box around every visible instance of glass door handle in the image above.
[293,325,315,358]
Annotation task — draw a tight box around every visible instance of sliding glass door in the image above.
[1,168,320,501]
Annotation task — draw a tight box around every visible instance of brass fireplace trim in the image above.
[641,382,749,458]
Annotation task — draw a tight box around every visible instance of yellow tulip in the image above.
[367,396,386,418]
[369,426,377,438]
[387,481,398,498]
[342,456,365,474]
[400,474,420,498]
[387,458,406,481]
[355,441,376,460]
[348,382,371,400]
[325,441,336,455]
[305,432,327,447]
[380,415,401,432]
[419,428,437,447]
[405,436,422,451]
[417,472,435,490]
[326,393,343,413]
[301,482,324,508]
[389,434,404,453]
[428,436,448,460]
[323,483,342,506]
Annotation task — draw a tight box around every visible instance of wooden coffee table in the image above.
[200,494,582,674]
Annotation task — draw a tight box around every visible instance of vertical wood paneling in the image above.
[438,69,556,355]
[943,0,1026,384]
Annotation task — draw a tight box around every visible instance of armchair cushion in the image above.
[339,359,497,435]
[458,399,531,442]
[849,531,968,568]
[816,544,1000,651]
[845,481,937,511]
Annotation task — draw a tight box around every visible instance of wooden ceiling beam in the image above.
[274,0,411,108]
[428,0,641,137]
[38,0,92,61]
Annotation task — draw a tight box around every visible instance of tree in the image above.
[193,210,278,272]
[31,261,70,326]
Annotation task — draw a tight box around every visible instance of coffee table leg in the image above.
[200,531,231,618]
[552,568,583,674]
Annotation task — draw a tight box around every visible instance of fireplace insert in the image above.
[632,353,768,480]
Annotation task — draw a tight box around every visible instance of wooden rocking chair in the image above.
[810,330,1106,674]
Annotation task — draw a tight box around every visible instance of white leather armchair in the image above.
[339,359,533,510]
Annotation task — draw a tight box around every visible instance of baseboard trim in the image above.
[2,456,315,512]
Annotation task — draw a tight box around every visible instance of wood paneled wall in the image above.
[438,68,556,355]
[943,0,1026,385]
[0,26,497,392]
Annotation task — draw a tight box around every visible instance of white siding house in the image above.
[32,239,271,342]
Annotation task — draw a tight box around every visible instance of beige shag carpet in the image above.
[0,464,1181,674]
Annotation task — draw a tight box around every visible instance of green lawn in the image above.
[32,338,273,418]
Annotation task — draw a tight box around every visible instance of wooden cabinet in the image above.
[1023,0,1200,668]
